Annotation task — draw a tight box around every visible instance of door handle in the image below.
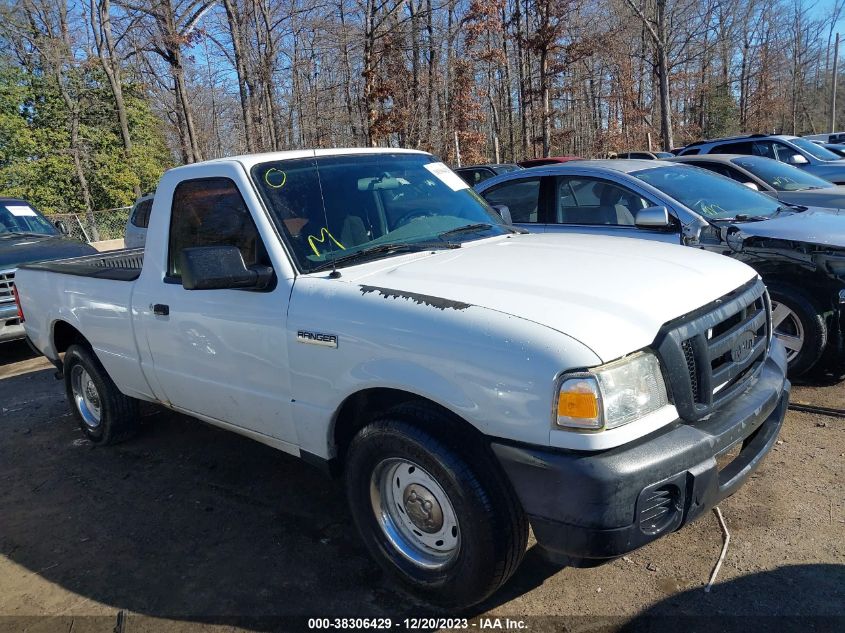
[152,303,170,316]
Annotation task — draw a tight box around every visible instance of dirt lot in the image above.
[0,341,842,632]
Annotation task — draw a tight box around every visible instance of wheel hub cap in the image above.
[370,458,460,570]
[71,365,102,430]
[403,483,443,533]
[771,300,805,363]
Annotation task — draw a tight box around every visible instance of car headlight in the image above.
[555,352,669,431]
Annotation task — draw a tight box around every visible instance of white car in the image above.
[124,193,154,248]
[16,148,789,608]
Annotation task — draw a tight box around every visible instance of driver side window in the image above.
[554,177,649,226]
[753,141,800,164]
[482,178,541,223]
[168,178,265,279]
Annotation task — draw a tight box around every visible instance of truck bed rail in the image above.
[19,248,144,281]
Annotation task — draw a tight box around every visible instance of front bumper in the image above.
[492,346,790,563]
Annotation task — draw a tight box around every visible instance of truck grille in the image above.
[655,279,770,422]
[0,269,15,306]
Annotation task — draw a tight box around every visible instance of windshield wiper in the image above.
[714,214,770,223]
[439,223,495,239]
[0,231,51,239]
[311,241,459,272]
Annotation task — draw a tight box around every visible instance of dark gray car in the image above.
[454,164,521,186]
[0,198,97,343]
[669,154,845,210]
[475,160,845,377]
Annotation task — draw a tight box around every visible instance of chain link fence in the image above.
[50,206,130,246]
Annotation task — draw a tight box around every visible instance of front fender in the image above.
[288,277,600,458]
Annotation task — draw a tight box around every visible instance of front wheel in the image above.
[344,408,527,607]
[767,283,828,377]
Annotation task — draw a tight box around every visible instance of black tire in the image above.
[767,282,828,377]
[63,343,140,445]
[344,403,528,608]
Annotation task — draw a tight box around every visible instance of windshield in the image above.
[0,202,58,236]
[730,156,833,191]
[633,166,782,220]
[790,137,843,161]
[251,153,507,272]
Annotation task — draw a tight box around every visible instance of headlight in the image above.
[555,352,669,431]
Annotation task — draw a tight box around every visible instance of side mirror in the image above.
[787,154,809,166]
[635,205,671,228]
[180,245,273,291]
[491,204,513,224]
[54,220,69,235]
[742,181,760,191]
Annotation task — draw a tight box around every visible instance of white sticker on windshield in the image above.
[424,162,469,191]
[6,205,36,217]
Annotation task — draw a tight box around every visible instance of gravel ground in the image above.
[0,341,842,633]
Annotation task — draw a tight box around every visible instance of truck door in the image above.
[134,173,297,448]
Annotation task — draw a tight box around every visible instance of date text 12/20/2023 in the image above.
[307,618,527,630]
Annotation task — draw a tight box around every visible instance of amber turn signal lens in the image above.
[557,391,599,419]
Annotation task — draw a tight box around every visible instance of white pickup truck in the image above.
[16,149,790,608]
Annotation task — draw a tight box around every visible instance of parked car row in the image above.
[15,148,793,609]
[675,133,845,183]
[475,157,845,377]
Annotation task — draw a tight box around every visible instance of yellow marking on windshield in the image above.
[264,168,287,189]
[700,203,728,217]
[308,228,346,256]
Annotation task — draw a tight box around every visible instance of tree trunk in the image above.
[90,0,139,197]
[540,46,551,157]
[655,0,673,150]
[223,0,257,152]
[363,0,378,146]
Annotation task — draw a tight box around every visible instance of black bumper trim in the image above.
[492,350,789,562]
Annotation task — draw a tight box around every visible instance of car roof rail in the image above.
[681,132,773,151]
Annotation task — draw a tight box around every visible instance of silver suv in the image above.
[678,134,845,184]
[124,193,154,248]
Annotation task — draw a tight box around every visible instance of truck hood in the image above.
[343,233,756,362]
[0,235,97,270]
[731,208,845,248]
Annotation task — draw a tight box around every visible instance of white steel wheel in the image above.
[771,300,805,363]
[370,458,461,571]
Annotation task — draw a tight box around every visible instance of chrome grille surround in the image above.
[0,269,15,306]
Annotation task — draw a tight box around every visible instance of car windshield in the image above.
[0,202,58,236]
[251,153,508,272]
[790,137,843,161]
[731,156,833,191]
[632,165,782,220]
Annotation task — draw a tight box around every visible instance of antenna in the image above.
[312,149,341,278]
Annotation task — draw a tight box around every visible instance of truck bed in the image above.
[19,248,144,281]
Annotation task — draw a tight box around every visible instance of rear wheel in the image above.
[64,344,140,445]
[344,406,527,607]
[767,283,827,377]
